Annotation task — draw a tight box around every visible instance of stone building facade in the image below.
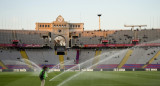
[35,15,84,47]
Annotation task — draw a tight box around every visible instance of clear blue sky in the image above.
[0,0,160,30]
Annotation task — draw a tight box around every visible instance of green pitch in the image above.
[0,71,160,86]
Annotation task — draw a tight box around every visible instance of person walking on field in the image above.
[39,66,48,86]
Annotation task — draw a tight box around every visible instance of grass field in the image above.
[0,71,160,86]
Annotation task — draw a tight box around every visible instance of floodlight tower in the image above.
[97,14,102,31]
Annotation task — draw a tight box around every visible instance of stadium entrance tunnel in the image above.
[54,36,66,55]
[55,46,66,55]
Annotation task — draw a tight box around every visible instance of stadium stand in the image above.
[0,30,13,44]
[0,29,160,70]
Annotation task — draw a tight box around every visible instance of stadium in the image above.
[0,14,160,86]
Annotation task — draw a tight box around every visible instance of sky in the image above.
[0,0,160,30]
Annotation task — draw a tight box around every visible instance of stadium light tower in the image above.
[97,14,102,31]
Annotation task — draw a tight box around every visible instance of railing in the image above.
[0,44,42,48]
[84,43,160,48]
